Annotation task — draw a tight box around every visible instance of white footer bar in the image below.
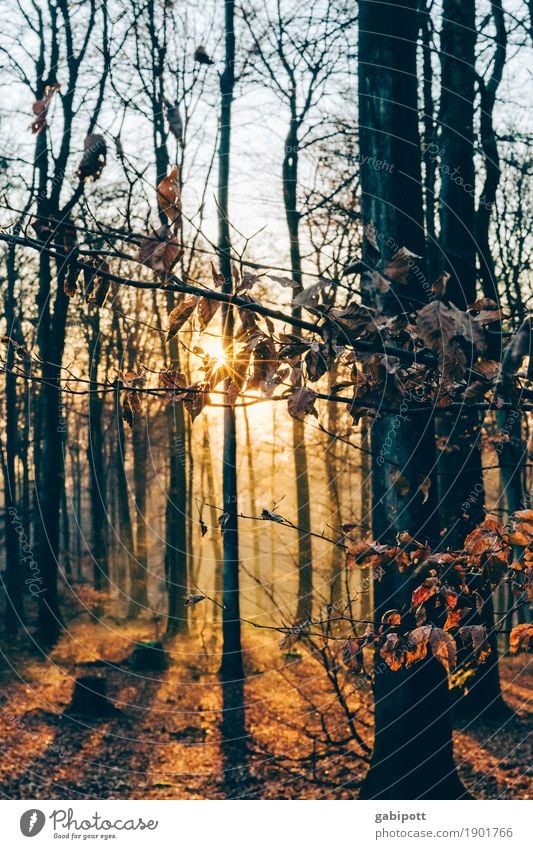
[2,799,531,848]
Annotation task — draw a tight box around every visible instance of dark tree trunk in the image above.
[438,0,477,309]
[165,325,188,637]
[283,111,313,625]
[218,0,244,681]
[128,409,150,617]
[476,0,506,302]
[87,310,108,594]
[437,0,484,549]
[114,384,135,606]
[3,242,23,636]
[438,0,509,718]
[202,418,223,619]
[36,246,70,648]
[358,0,469,800]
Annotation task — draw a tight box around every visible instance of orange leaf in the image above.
[509,623,533,655]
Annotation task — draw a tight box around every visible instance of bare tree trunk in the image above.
[436,0,484,548]
[87,310,108,594]
[243,407,261,608]
[218,0,244,682]
[3,242,22,636]
[202,417,223,617]
[324,367,343,608]
[283,106,313,624]
[357,0,468,800]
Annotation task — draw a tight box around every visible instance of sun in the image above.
[202,339,226,367]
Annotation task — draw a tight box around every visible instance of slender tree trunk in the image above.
[438,0,509,718]
[218,0,244,681]
[165,323,188,636]
[283,108,313,624]
[325,366,343,608]
[36,247,70,647]
[202,417,223,617]
[114,384,135,608]
[88,311,108,593]
[3,243,22,635]
[437,0,484,548]
[358,0,468,800]
[128,408,150,617]
[243,407,261,607]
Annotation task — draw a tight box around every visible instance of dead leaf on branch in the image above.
[183,383,209,421]
[166,295,199,342]
[509,623,533,654]
[185,593,206,606]
[268,274,300,289]
[30,83,60,134]
[76,134,107,182]
[122,390,142,429]
[164,99,183,144]
[412,577,439,607]
[416,299,486,383]
[329,302,374,335]
[342,638,364,672]
[261,508,286,524]
[84,260,111,307]
[157,166,181,226]
[227,346,252,407]
[380,633,404,671]
[197,296,220,330]
[459,625,491,663]
[429,628,456,673]
[287,387,318,420]
[431,272,450,299]
[137,225,183,274]
[158,369,189,405]
[383,247,421,285]
[405,625,432,667]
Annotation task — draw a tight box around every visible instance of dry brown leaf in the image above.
[380,633,404,671]
[383,247,421,285]
[76,134,107,182]
[157,166,181,225]
[509,623,533,655]
[429,628,456,673]
[287,387,318,420]
[166,296,199,342]
[30,83,60,134]
[197,296,220,330]
[137,226,183,274]
[405,625,432,667]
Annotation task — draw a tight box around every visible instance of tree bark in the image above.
[3,241,23,636]
[218,0,244,681]
[283,105,313,625]
[358,0,468,800]
[87,310,108,594]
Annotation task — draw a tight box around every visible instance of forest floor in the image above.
[0,616,531,800]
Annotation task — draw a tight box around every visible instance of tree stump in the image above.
[129,640,168,671]
[64,675,118,717]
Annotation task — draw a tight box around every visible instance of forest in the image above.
[0,0,531,802]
